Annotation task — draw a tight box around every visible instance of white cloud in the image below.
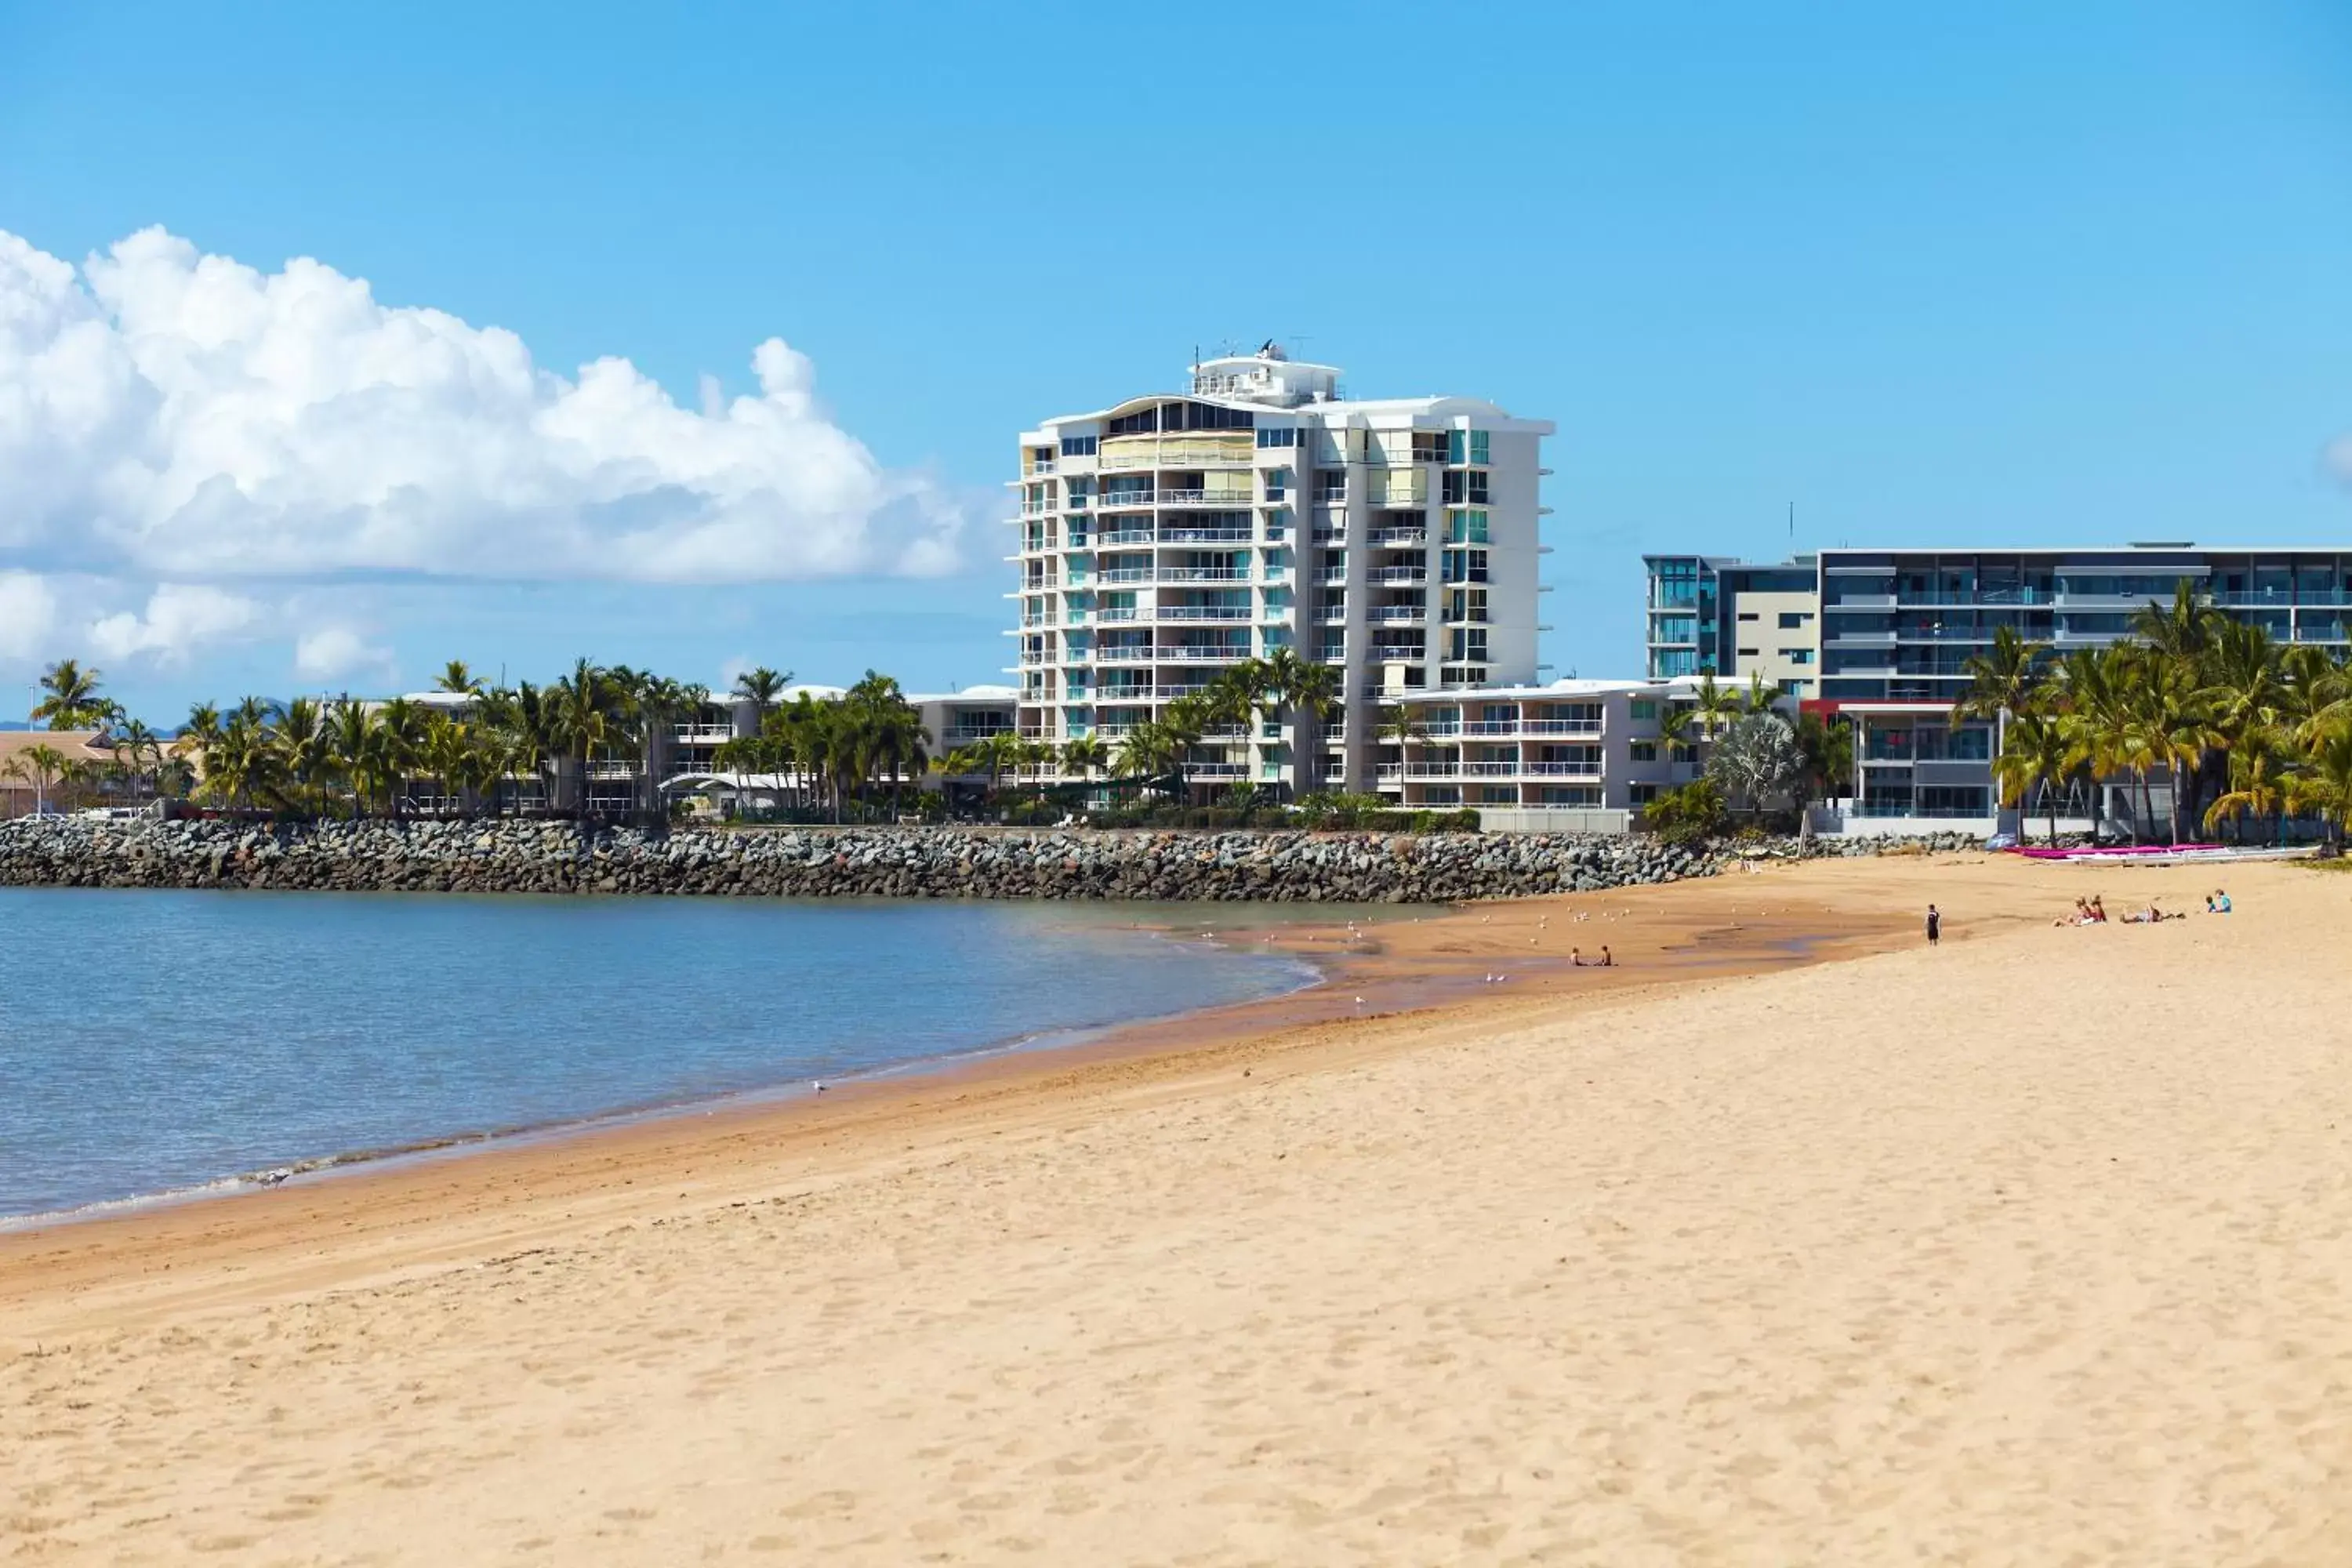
[85,583,259,666]
[292,624,391,682]
[0,227,964,586]
[0,572,60,662]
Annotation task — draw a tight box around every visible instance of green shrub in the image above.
[1642,779,1727,846]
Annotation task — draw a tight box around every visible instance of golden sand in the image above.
[5,855,2349,1563]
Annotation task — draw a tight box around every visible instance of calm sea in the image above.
[0,889,1325,1222]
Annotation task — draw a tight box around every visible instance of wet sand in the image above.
[6,854,2349,1563]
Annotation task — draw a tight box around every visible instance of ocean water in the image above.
[0,889,1323,1221]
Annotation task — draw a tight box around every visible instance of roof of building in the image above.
[0,729,115,779]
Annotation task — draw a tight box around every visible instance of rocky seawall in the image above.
[0,818,1745,902]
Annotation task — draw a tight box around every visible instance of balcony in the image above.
[670,724,735,744]
[1098,490,1156,509]
[1156,488,1253,508]
[1404,764,1460,779]
[1095,646,1153,662]
[1368,567,1428,585]
[1523,720,1602,737]
[1523,762,1600,778]
[1368,528,1428,547]
[1160,526,1252,543]
[1099,568,1153,583]
[1159,567,1250,583]
[1368,607,1427,625]
[1158,606,1253,622]
[1160,645,1250,662]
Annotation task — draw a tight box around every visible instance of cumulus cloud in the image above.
[0,227,964,586]
[293,624,390,681]
[85,583,260,666]
[0,572,60,662]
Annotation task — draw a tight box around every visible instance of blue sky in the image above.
[2,1,2349,724]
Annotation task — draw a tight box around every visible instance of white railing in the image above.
[1097,528,1156,545]
[1162,646,1249,661]
[1523,720,1602,736]
[1523,762,1600,777]
[1159,567,1250,583]
[1098,490,1156,508]
[1160,528,1252,543]
[1369,567,1427,584]
[1099,568,1153,583]
[1369,607,1426,623]
[1095,646,1153,662]
[1405,764,1459,778]
[1098,608,1141,622]
[1158,606,1252,621]
[1368,528,1428,546]
[670,724,735,743]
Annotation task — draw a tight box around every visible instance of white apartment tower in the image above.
[1010,347,1552,795]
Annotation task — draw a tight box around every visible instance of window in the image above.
[1737,646,1759,658]
[1412,432,1450,463]
[1059,435,1098,458]
[1629,699,1657,720]
[1255,426,1298,448]
[1777,611,1810,630]
[1630,782,1661,807]
[1448,627,1489,662]
[1654,615,1697,644]
[1106,408,1158,436]
[1444,510,1490,545]
[1443,429,1492,465]
[1446,587,1489,623]
[1629,741,1657,762]
[1439,470,1490,505]
[1779,679,1811,696]
[1782,648,1815,665]
[1441,548,1490,583]
[1737,611,1759,622]
[1264,467,1290,502]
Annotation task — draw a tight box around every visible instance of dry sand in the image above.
[6,855,2351,1563]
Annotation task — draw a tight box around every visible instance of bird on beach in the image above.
[812,1081,827,1094]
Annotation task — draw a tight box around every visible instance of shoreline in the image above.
[0,857,1948,1323]
[0,913,1345,1236]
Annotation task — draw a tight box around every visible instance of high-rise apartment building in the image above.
[1011,348,1552,794]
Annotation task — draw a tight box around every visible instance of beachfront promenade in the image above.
[5,855,2349,1563]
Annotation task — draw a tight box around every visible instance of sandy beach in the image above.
[7,855,2351,1563]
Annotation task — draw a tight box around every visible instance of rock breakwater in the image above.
[0,818,1735,902]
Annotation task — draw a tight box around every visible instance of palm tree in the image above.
[2204,731,2290,844]
[1060,735,1108,780]
[33,660,110,730]
[551,658,615,818]
[3,743,68,815]
[1264,646,1340,797]
[276,697,337,815]
[731,666,792,720]
[434,660,485,695]
[1793,710,1855,816]
[328,699,377,815]
[2288,724,2352,851]
[1690,672,1741,742]
[1989,708,2083,846]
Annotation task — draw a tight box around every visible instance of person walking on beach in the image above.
[1926,904,1941,948]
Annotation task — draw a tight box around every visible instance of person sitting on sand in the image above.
[2058,897,2089,927]
[1597,946,1613,967]
[2087,895,2108,923]
[2213,888,2232,913]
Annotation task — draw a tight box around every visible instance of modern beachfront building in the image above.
[1641,554,1821,694]
[1011,347,1554,795]
[1645,543,2352,831]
